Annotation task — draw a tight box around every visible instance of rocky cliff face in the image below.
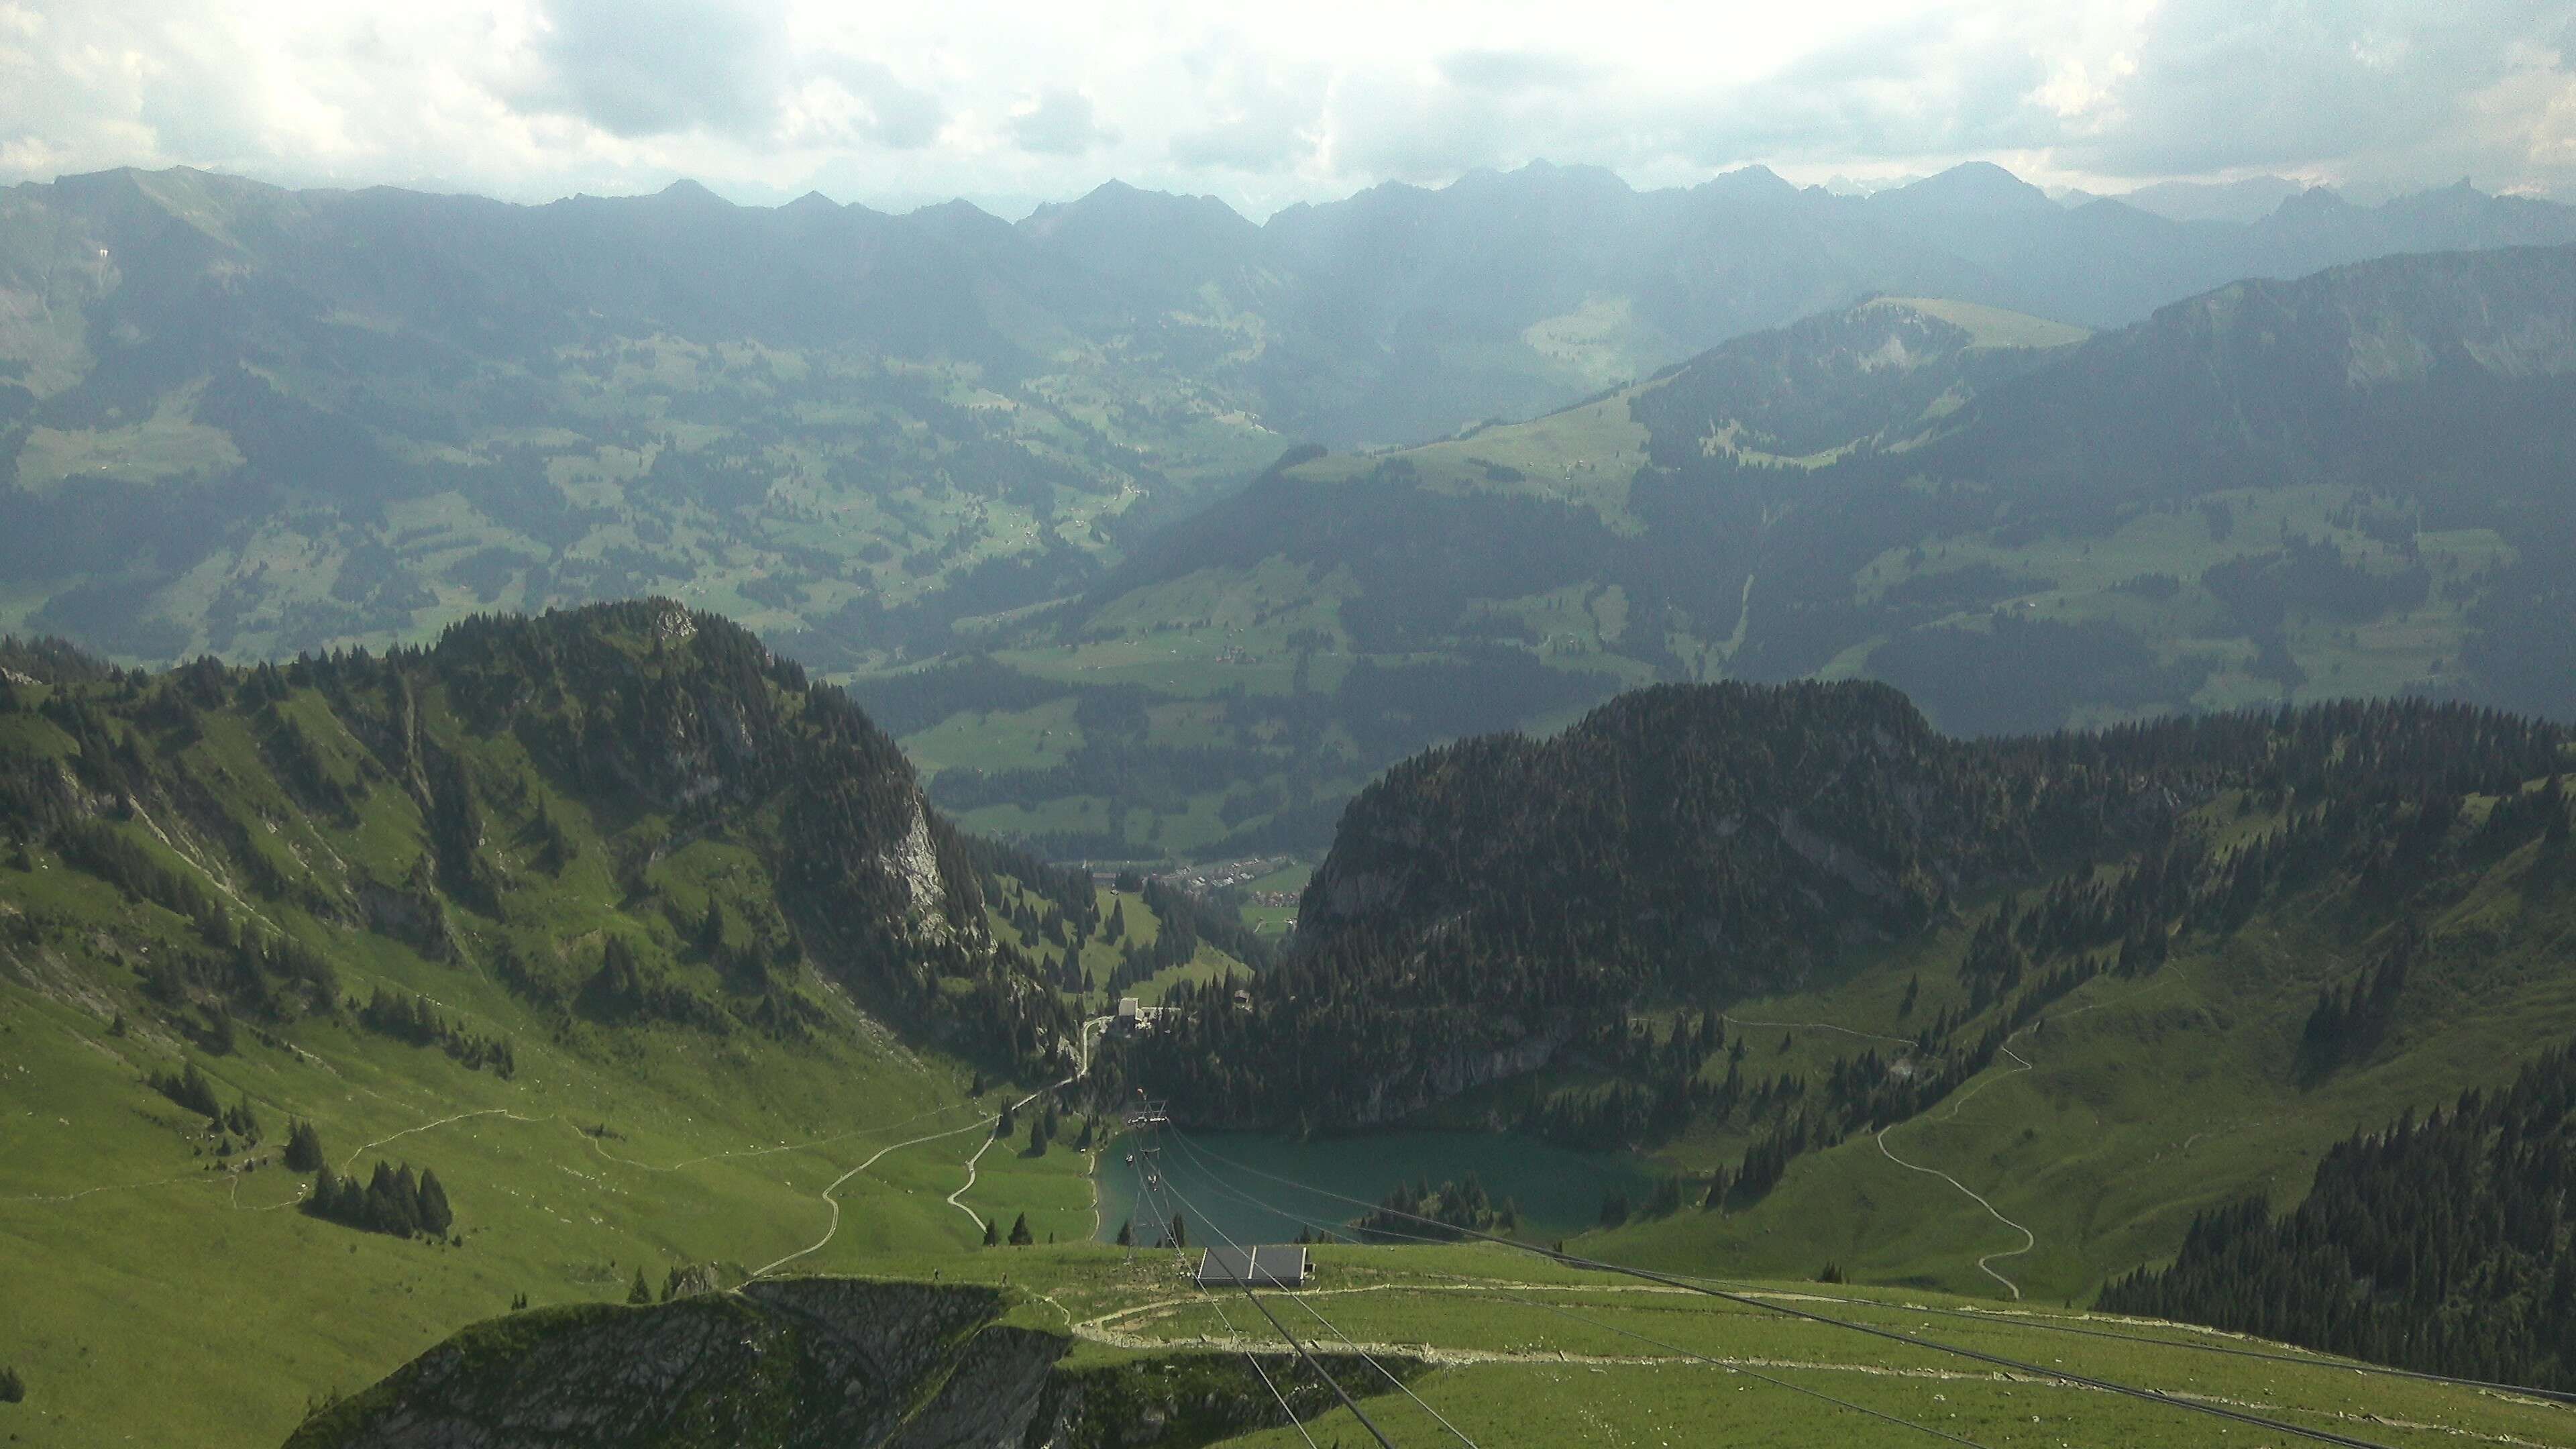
[285,1278,1411,1449]
[284,1281,1037,1449]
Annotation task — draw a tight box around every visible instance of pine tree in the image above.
[363,1163,422,1236]
[1008,1212,1034,1246]
[283,1118,325,1173]
[628,1267,652,1305]
[1115,1219,1133,1247]
[417,1169,454,1237]
[1168,1212,1187,1249]
[313,1165,340,1210]
[981,1217,1000,1247]
[1701,1169,1729,1211]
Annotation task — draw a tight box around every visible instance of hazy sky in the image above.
[5,0,2573,218]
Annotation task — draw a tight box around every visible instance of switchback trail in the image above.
[945,1079,1068,1228]
[1876,1087,2038,1300]
[749,1115,1002,1278]
[759,1077,1070,1276]
[1872,979,2182,1299]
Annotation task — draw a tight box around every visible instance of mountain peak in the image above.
[2273,185,2355,220]
[1703,163,1796,199]
[1019,180,1255,251]
[655,178,727,206]
[1885,161,2053,210]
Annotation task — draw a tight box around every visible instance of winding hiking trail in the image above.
[566,1099,980,1175]
[337,1107,537,1174]
[756,1077,1071,1277]
[944,1079,1069,1228]
[749,1116,1002,1277]
[1870,979,2180,1299]
[1722,1013,1914,1047]
[1875,1055,2038,1301]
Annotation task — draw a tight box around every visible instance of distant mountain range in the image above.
[5,160,2573,681]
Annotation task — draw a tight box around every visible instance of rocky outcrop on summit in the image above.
[284,1281,1055,1449]
[284,1279,1415,1449]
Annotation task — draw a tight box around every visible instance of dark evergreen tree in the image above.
[1008,1212,1034,1246]
[417,1169,454,1238]
[282,1118,324,1173]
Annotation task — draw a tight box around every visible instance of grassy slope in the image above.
[0,645,1099,1446]
[1582,800,2576,1306]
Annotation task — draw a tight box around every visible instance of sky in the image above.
[4,0,2573,220]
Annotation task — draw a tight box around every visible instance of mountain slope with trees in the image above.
[914,243,2576,866]
[0,603,1108,1442]
[1115,681,2567,1123]
[2100,1028,2576,1389]
[1106,679,2576,1323]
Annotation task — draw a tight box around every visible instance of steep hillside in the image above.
[0,603,1106,1444]
[870,294,2089,862]
[5,162,2570,678]
[1103,682,2576,1309]
[2100,1034,2576,1389]
[936,244,2576,867]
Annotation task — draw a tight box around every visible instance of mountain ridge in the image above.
[7,157,2575,684]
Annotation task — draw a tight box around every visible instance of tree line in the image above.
[2101,1030,2576,1389]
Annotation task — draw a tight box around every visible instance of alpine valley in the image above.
[4,158,2576,1449]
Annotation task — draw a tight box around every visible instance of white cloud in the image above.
[1008,88,1115,156]
[0,0,2570,214]
[513,0,791,139]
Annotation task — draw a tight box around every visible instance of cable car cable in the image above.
[1171,1126,2400,1449]
[1165,1132,1990,1448]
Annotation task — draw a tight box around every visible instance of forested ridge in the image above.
[1113,683,2573,1159]
[0,600,1071,1077]
[2102,1029,2576,1389]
